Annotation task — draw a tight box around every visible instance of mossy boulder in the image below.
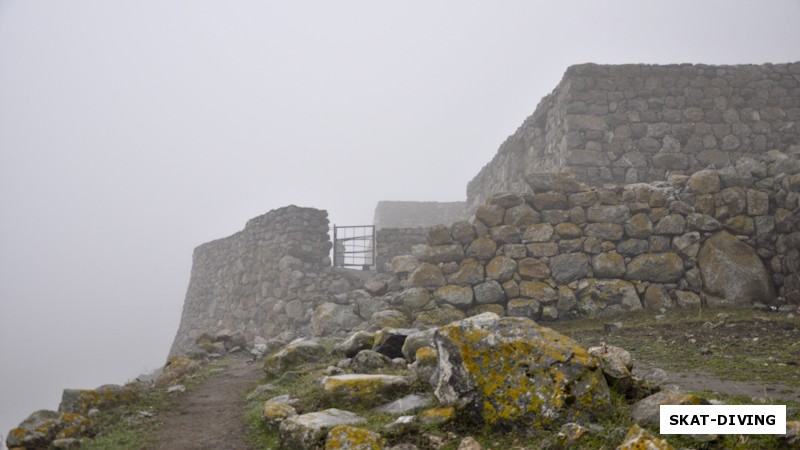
[617,424,674,449]
[324,425,386,449]
[59,384,138,415]
[7,410,93,450]
[322,374,412,407]
[432,313,611,430]
[631,390,709,426]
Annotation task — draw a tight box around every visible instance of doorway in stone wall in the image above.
[332,225,375,270]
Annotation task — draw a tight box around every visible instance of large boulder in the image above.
[432,313,611,429]
[59,384,137,414]
[698,231,775,304]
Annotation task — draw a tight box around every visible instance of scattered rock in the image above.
[617,424,674,450]
[374,393,433,415]
[322,374,412,407]
[263,338,326,377]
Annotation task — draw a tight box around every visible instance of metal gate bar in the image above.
[333,225,375,269]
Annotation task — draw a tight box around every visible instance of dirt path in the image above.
[150,355,263,450]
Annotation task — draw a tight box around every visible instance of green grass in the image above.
[78,357,231,450]
[549,306,800,386]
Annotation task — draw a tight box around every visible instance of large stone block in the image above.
[625,253,684,283]
[698,231,775,304]
[550,253,590,284]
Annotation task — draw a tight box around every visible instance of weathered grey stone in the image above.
[532,192,568,211]
[475,204,505,227]
[653,214,686,235]
[279,408,366,450]
[397,287,433,311]
[334,331,375,358]
[421,244,465,264]
[426,224,453,246]
[686,213,722,231]
[373,328,419,359]
[504,203,540,226]
[408,263,446,288]
[447,259,485,285]
[674,290,701,307]
[506,298,541,318]
[311,303,362,337]
[746,189,770,216]
[473,280,505,304]
[698,231,775,304]
[517,258,550,279]
[401,328,437,362]
[586,204,630,224]
[554,222,583,239]
[350,350,393,373]
[584,223,624,241]
[465,236,497,261]
[525,172,589,193]
[391,255,420,274]
[434,285,474,307]
[522,223,554,243]
[592,252,626,278]
[264,338,326,376]
[450,221,476,245]
[624,213,653,239]
[374,393,433,415]
[413,306,466,327]
[489,225,521,244]
[617,424,674,450]
[325,425,386,450]
[578,279,641,311]
[432,314,611,429]
[550,253,590,284]
[488,192,525,208]
[519,281,558,303]
[687,169,721,194]
[625,253,684,283]
[485,256,517,282]
[672,232,701,258]
[631,391,708,426]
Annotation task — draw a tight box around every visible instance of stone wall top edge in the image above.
[192,204,329,255]
[565,61,800,77]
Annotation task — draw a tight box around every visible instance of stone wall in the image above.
[169,205,362,356]
[467,62,800,215]
[390,158,800,325]
[373,201,466,230]
[375,227,431,274]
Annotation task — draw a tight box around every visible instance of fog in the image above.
[1,0,798,437]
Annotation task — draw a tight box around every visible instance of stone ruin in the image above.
[167,61,800,354]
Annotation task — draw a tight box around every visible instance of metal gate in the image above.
[332,225,375,269]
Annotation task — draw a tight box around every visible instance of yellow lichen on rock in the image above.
[617,424,674,450]
[322,374,412,407]
[324,425,385,450]
[433,313,611,430]
[418,407,456,425]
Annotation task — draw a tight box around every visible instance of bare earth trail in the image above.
[150,355,262,450]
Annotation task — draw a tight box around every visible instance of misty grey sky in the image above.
[1,0,799,435]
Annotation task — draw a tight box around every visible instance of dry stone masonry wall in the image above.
[468,62,800,215]
[375,227,431,274]
[391,161,800,324]
[169,206,361,356]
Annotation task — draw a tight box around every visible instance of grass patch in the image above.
[78,357,231,450]
[550,306,800,386]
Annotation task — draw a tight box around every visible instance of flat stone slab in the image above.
[279,408,366,450]
[373,393,433,415]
